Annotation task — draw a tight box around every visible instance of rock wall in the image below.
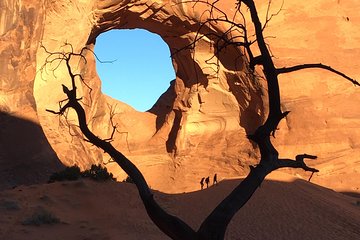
[263,0,360,193]
[0,0,62,189]
[1,0,359,193]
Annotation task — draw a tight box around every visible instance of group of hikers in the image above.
[200,173,217,189]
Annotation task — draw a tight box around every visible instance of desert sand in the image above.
[0,172,359,240]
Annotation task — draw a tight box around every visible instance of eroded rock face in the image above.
[0,0,62,189]
[1,0,359,193]
[31,0,264,192]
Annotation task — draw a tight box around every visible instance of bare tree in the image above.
[44,1,358,239]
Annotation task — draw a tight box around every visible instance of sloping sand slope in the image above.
[0,173,359,240]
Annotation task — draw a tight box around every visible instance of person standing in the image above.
[200,177,205,190]
[205,176,210,188]
[213,173,218,185]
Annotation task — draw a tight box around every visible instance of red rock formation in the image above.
[1,0,359,193]
[0,0,62,189]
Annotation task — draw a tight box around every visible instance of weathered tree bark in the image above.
[45,1,358,239]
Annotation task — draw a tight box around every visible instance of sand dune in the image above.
[0,173,359,240]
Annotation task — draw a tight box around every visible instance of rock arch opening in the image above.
[33,1,264,183]
[94,29,176,112]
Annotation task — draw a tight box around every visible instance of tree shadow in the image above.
[148,80,177,132]
[0,111,63,190]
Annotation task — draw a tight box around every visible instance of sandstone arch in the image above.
[33,0,263,191]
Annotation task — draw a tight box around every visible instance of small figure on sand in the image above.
[200,177,205,190]
[213,173,218,185]
[205,176,210,188]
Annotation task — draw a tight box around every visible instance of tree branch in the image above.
[277,154,319,172]
[276,63,360,86]
[241,0,283,132]
[46,101,70,115]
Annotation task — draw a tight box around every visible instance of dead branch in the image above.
[262,0,284,31]
[276,63,360,86]
[103,103,119,142]
[277,154,319,172]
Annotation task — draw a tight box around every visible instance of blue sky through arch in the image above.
[94,29,176,112]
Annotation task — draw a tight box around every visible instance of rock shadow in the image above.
[148,80,177,132]
[340,191,360,199]
[165,109,182,153]
[0,111,63,190]
[225,72,265,135]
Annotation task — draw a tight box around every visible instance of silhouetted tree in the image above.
[44,1,358,239]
